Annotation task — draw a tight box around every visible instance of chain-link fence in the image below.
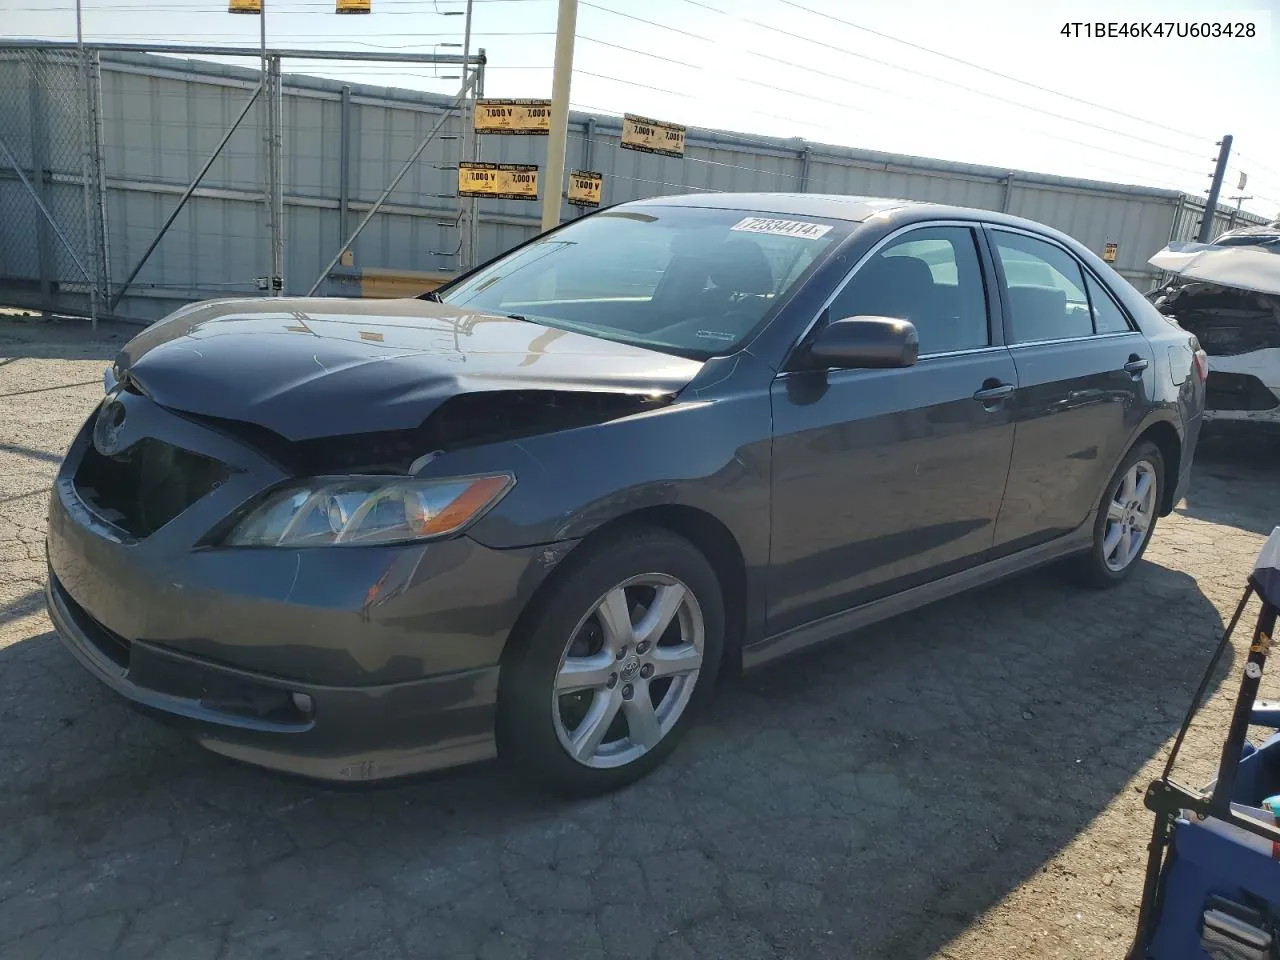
[0,45,107,322]
[1,41,481,324]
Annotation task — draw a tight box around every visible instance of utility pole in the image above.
[1226,194,1253,231]
[1198,134,1232,242]
[540,0,577,233]
[259,0,284,294]
[458,0,475,269]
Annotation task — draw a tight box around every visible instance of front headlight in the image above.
[221,474,514,547]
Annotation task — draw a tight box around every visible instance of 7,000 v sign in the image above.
[474,100,552,135]
[458,162,539,200]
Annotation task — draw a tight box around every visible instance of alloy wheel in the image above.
[1103,459,1158,572]
[552,573,704,769]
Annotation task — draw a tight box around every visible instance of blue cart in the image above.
[1130,528,1280,959]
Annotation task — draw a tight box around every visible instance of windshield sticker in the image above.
[696,330,735,342]
[730,217,832,240]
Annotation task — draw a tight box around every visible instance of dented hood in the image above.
[1149,241,1280,297]
[117,297,704,440]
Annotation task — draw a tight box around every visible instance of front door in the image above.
[985,227,1154,551]
[767,224,1018,635]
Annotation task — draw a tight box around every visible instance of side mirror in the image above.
[806,316,919,369]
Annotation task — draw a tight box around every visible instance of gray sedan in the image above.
[46,193,1206,794]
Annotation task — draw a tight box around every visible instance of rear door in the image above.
[767,223,1019,635]
[986,226,1154,551]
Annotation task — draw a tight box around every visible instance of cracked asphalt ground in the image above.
[3,316,1279,960]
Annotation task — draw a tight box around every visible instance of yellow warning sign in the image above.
[335,0,371,12]
[458,162,539,201]
[228,0,261,13]
[1102,241,1119,263]
[567,170,603,208]
[474,99,552,135]
[621,113,686,158]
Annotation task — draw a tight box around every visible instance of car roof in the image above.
[625,192,906,222]
[623,192,1076,237]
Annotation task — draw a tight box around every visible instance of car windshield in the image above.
[437,206,848,359]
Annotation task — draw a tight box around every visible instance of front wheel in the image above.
[497,528,724,795]
[1071,440,1164,588]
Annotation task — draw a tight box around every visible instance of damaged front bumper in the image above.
[1202,349,1280,431]
[1148,243,1280,433]
[45,392,574,782]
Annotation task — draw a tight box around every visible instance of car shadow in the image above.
[0,556,1228,959]
[1177,433,1280,537]
[0,588,44,628]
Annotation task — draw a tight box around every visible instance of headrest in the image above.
[708,239,775,296]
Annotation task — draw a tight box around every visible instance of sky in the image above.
[7,0,1280,218]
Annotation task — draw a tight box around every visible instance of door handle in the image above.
[972,382,1014,405]
[1123,356,1149,376]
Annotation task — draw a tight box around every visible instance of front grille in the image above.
[53,574,132,669]
[1205,372,1280,412]
[74,433,230,538]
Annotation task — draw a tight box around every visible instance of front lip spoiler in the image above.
[46,568,314,734]
[46,568,502,783]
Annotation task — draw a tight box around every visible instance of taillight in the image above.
[1192,342,1209,383]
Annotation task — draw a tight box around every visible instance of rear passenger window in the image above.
[993,232,1093,343]
[829,226,989,356]
[1085,272,1132,334]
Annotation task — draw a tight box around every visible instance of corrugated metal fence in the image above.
[0,42,1267,324]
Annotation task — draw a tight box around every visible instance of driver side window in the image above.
[828,226,990,356]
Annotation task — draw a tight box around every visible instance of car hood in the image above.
[117,297,704,440]
[1148,240,1280,297]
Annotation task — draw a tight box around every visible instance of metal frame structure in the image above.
[1,39,484,322]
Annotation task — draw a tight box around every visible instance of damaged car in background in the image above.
[1149,221,1280,435]
[46,194,1204,794]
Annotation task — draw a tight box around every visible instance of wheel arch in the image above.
[502,504,751,679]
[1132,418,1182,516]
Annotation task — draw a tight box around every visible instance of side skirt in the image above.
[742,524,1093,671]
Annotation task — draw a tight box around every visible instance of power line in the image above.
[565,10,1206,186]
[566,92,1189,195]
[664,0,1214,167]
[562,34,1201,187]
[565,129,804,185]
[56,30,553,38]
[578,34,702,70]
[578,1,711,42]
[574,69,692,99]
[731,8,1212,168]
[730,52,1206,181]
[1236,152,1280,184]
[773,0,1213,148]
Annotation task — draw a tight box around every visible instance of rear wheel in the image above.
[1071,440,1164,588]
[497,528,724,795]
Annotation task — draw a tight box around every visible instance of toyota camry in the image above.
[47,193,1206,794]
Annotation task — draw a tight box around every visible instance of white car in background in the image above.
[1149,222,1280,436]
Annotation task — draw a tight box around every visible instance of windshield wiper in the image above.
[505,313,530,322]
[421,290,443,302]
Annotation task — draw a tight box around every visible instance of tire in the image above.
[1070,440,1164,588]
[497,527,724,796]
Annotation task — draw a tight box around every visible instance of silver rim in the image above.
[1103,459,1158,572]
[552,573,704,769]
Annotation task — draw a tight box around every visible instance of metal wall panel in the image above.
[4,44,1269,323]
